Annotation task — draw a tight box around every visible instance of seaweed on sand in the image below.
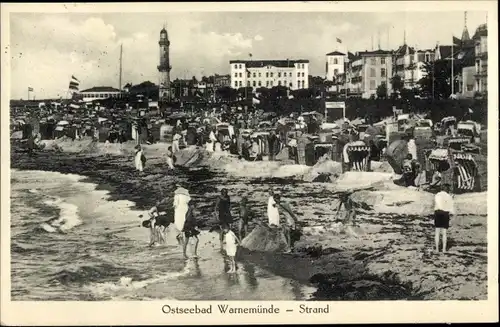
[309,270,433,300]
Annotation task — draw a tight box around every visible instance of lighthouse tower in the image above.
[158,26,171,103]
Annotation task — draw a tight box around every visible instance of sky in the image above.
[8,10,488,99]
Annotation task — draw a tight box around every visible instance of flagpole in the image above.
[451,35,454,96]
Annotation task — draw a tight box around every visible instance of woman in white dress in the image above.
[134,145,144,172]
[267,190,280,227]
[173,184,191,243]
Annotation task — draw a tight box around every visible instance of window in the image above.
[239,73,242,78]
[270,72,274,77]
[253,72,256,78]
[371,58,376,65]
[370,80,376,90]
[252,81,256,87]
[381,68,386,78]
[247,72,250,78]
[258,72,261,77]
[270,81,274,86]
[258,81,262,87]
[278,72,281,77]
[234,73,238,77]
[334,58,338,64]
[289,83,293,87]
[370,68,376,77]
[239,81,242,87]
[247,81,250,86]
[334,69,339,75]
[266,81,269,87]
[297,72,300,77]
[266,72,269,78]
[278,81,281,86]
[302,72,305,77]
[381,57,385,64]
[234,81,238,87]
[283,72,287,77]
[239,64,242,69]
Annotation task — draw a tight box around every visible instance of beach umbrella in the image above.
[57,120,70,126]
[98,117,108,124]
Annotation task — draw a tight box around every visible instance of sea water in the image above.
[10,169,315,301]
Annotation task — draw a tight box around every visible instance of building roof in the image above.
[80,86,121,93]
[229,59,309,68]
[359,49,393,56]
[394,44,415,56]
[461,26,471,42]
[326,51,345,56]
[416,49,435,53]
[473,24,487,39]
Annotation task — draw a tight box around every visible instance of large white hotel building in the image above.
[229,59,309,91]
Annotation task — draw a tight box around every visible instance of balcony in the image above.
[157,64,172,71]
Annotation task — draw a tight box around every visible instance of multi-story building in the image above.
[214,74,231,88]
[325,51,346,83]
[473,23,487,94]
[229,59,309,91]
[338,50,393,99]
[393,44,435,89]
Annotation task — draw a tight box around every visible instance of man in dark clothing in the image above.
[27,133,35,156]
[214,188,233,251]
[268,131,278,161]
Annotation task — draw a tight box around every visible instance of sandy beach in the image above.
[10,140,488,300]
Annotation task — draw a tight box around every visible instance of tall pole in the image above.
[451,35,454,95]
[27,88,30,101]
[119,44,123,91]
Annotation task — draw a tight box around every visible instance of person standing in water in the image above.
[274,194,299,253]
[182,201,200,259]
[238,196,252,240]
[214,189,233,251]
[223,225,239,273]
[267,189,280,227]
[433,184,455,253]
[174,184,191,245]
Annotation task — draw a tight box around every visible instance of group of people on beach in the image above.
[142,182,303,272]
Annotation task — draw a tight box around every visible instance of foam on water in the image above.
[42,197,82,231]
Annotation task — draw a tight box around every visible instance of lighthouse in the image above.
[158,26,171,103]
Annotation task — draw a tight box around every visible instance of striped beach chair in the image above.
[453,152,477,191]
[426,148,478,193]
[345,145,371,172]
[446,136,471,151]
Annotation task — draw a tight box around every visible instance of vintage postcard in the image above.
[1,1,498,325]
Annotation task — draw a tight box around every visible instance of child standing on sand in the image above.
[433,184,455,253]
[223,226,239,273]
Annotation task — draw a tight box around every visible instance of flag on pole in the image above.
[69,75,80,91]
[336,38,342,44]
[28,87,34,92]
[468,108,473,114]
